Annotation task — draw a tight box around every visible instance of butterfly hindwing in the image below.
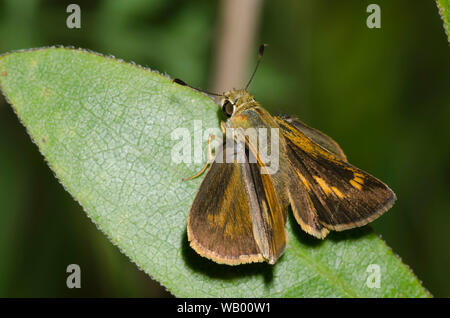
[287,173,330,239]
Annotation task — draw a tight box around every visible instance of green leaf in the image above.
[437,0,450,43]
[0,48,430,297]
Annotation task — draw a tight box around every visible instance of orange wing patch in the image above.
[350,172,365,190]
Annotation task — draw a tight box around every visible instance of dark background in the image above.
[0,0,448,297]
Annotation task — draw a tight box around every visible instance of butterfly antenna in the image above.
[172,78,221,97]
[245,44,268,90]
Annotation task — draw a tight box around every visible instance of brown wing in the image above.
[276,116,396,237]
[276,115,347,161]
[187,139,287,265]
[287,170,331,239]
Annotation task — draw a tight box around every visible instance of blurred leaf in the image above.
[436,0,450,42]
[0,48,431,297]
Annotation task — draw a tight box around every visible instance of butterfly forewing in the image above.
[187,138,287,265]
[276,115,396,235]
[275,115,347,161]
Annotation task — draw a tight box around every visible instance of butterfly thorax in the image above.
[219,89,290,210]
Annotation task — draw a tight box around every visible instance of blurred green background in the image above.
[0,0,448,297]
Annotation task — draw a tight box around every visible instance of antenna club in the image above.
[245,44,268,90]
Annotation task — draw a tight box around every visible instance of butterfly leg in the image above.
[182,134,216,181]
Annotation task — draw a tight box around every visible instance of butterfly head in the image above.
[220,89,256,119]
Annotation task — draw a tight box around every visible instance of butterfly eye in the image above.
[222,100,234,117]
